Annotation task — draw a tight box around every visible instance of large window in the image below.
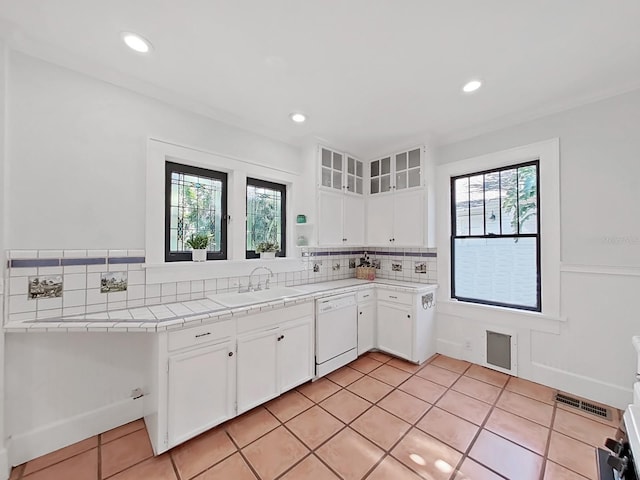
[451,161,540,311]
[165,161,227,262]
[246,178,286,258]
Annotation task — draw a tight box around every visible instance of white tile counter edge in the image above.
[4,279,438,333]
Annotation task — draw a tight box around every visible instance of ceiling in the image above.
[0,0,639,158]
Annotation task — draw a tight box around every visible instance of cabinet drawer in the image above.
[357,290,375,303]
[377,290,413,305]
[168,320,235,352]
[237,302,313,334]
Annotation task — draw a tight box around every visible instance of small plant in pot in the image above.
[186,233,210,262]
[255,241,279,259]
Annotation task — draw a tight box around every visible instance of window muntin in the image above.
[165,161,227,262]
[451,161,540,311]
[246,178,286,258]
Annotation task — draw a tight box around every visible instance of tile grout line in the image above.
[445,371,511,480]
[538,400,559,480]
[360,355,454,480]
[224,430,262,480]
[167,450,182,480]
[272,353,397,479]
[97,433,102,480]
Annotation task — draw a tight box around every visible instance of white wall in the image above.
[2,51,311,468]
[6,52,303,250]
[5,333,153,465]
[0,41,9,478]
[435,88,640,409]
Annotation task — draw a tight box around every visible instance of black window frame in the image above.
[165,161,228,262]
[246,177,286,259]
[450,160,541,312]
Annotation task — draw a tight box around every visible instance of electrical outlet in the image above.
[229,278,240,289]
[131,388,144,399]
[464,340,472,351]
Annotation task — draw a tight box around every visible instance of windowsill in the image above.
[437,298,564,334]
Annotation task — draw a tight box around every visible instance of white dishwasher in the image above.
[315,293,358,377]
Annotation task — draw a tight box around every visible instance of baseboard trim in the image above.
[531,361,633,410]
[8,397,144,467]
[436,339,463,359]
[0,447,8,480]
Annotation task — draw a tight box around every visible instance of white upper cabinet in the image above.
[370,147,422,195]
[366,146,432,247]
[367,189,424,246]
[318,146,365,246]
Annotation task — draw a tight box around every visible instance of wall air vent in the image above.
[555,393,612,420]
[486,330,513,372]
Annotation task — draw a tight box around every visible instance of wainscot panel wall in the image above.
[435,87,640,409]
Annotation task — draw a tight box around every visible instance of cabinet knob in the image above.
[277,335,285,341]
[359,311,363,315]
[228,351,234,357]
[407,314,411,318]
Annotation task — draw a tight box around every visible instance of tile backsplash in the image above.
[4,247,437,323]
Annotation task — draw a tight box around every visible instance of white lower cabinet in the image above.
[357,289,376,355]
[377,301,413,360]
[146,301,314,455]
[236,328,279,414]
[278,318,314,392]
[167,340,235,448]
[236,304,314,415]
[375,287,438,364]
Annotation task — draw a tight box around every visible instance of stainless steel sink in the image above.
[207,287,306,308]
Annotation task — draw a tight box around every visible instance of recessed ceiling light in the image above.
[462,80,482,93]
[122,32,152,53]
[290,113,306,123]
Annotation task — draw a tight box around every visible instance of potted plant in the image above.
[186,233,210,262]
[255,241,279,259]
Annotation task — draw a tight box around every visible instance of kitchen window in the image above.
[165,161,227,262]
[246,178,286,258]
[451,161,540,311]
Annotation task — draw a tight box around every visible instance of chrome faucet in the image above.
[248,266,274,291]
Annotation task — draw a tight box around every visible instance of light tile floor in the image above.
[10,353,620,480]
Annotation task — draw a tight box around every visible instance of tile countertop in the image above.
[4,279,437,334]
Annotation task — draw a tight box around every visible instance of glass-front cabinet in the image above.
[321,147,363,195]
[370,147,422,195]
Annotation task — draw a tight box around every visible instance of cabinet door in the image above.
[357,302,376,355]
[346,156,364,195]
[395,148,422,191]
[320,147,344,191]
[278,317,314,392]
[237,328,278,414]
[343,195,365,245]
[369,156,393,195]
[393,190,424,246]
[318,190,344,246]
[377,302,413,361]
[167,341,235,447]
[366,194,394,245]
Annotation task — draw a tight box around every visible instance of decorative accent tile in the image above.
[28,275,63,299]
[101,272,128,293]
